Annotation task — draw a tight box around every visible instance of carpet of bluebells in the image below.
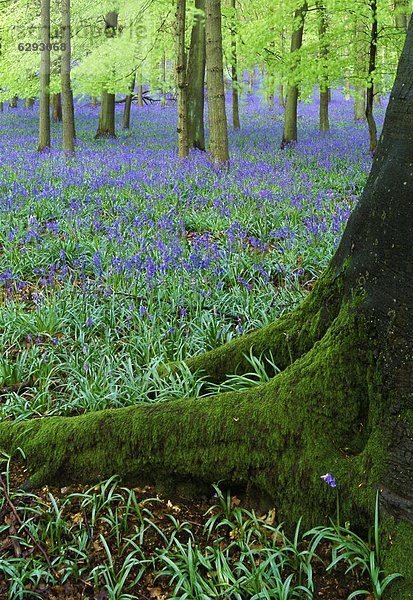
[0,90,386,422]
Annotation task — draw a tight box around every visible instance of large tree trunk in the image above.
[38,0,51,151]
[205,0,229,165]
[187,0,206,150]
[366,0,378,154]
[230,0,240,131]
[176,0,189,158]
[61,0,76,154]
[317,1,329,133]
[4,12,413,600]
[281,2,308,148]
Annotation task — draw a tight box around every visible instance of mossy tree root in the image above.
[181,267,345,384]
[0,302,379,521]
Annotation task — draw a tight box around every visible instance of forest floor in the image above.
[0,458,373,599]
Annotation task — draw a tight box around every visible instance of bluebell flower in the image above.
[321,473,337,488]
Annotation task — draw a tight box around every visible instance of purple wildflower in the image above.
[321,473,337,488]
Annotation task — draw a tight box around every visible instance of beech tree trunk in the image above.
[281,2,308,148]
[4,12,413,600]
[205,0,229,165]
[317,1,329,133]
[230,0,240,130]
[95,12,118,139]
[52,93,62,122]
[366,0,378,154]
[38,0,51,151]
[187,0,206,150]
[176,0,189,158]
[61,0,76,154]
[354,84,366,121]
[26,98,35,109]
[137,84,144,107]
[95,91,116,138]
[9,95,18,108]
[123,76,135,129]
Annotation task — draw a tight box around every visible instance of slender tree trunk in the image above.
[344,76,351,100]
[187,0,206,150]
[9,96,18,108]
[95,12,118,139]
[317,2,330,133]
[38,0,51,151]
[26,98,35,109]
[91,96,98,108]
[278,84,286,107]
[95,91,116,138]
[61,0,76,154]
[281,2,308,148]
[137,84,144,107]
[176,0,189,158]
[354,84,366,121]
[0,102,3,112]
[123,76,135,129]
[161,53,167,108]
[205,0,229,165]
[394,0,409,30]
[230,0,240,130]
[52,93,62,122]
[366,0,378,154]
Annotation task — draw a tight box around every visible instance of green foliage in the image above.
[0,0,409,101]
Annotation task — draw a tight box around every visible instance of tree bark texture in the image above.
[317,1,329,133]
[123,76,135,129]
[38,0,51,151]
[176,0,189,158]
[281,2,308,148]
[366,0,378,154]
[230,0,240,130]
[61,0,76,153]
[95,91,116,138]
[187,0,206,150]
[205,0,229,165]
[52,93,62,122]
[95,12,118,139]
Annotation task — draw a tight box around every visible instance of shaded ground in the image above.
[0,459,373,599]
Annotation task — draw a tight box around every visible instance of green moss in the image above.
[382,521,413,599]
